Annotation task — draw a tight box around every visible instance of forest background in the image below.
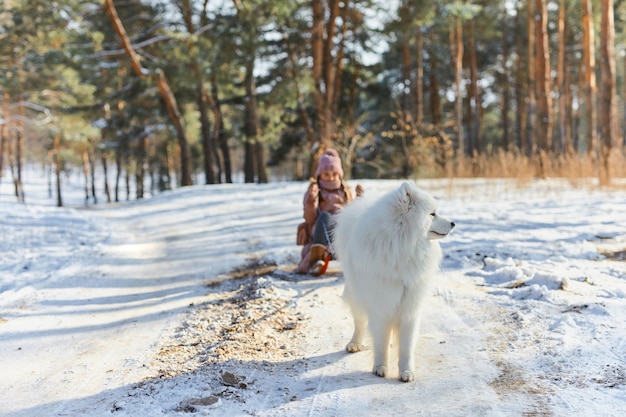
[2,0,626,206]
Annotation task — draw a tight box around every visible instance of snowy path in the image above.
[1,206,213,415]
[2,178,626,416]
[272,272,511,416]
[1,184,295,416]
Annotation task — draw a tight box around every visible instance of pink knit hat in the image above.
[315,149,344,178]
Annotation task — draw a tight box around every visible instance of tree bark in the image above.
[429,29,442,126]
[89,146,97,203]
[525,0,536,156]
[332,13,347,117]
[14,130,24,202]
[82,148,90,204]
[115,139,122,202]
[53,133,62,207]
[311,0,342,147]
[514,5,526,151]
[196,84,216,184]
[255,141,267,183]
[534,0,552,154]
[210,76,232,183]
[179,0,216,185]
[311,0,326,145]
[244,140,255,183]
[451,16,464,164]
[598,0,618,184]
[136,134,146,199]
[0,122,5,189]
[501,22,510,151]
[415,27,424,127]
[556,0,571,154]
[101,150,111,203]
[244,56,258,183]
[582,0,597,156]
[153,70,192,186]
[401,37,412,113]
[623,55,626,146]
[466,20,481,155]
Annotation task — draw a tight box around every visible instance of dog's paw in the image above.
[373,365,388,378]
[400,370,415,382]
[346,342,362,353]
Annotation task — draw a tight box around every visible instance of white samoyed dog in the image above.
[333,181,455,382]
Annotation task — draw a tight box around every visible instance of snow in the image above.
[1,169,626,416]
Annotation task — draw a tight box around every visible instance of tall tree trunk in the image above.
[344,57,360,179]
[101,150,111,203]
[428,29,442,126]
[7,132,15,197]
[401,37,413,113]
[451,16,465,165]
[311,0,342,148]
[582,0,597,157]
[115,141,123,202]
[311,0,327,146]
[244,141,255,183]
[0,122,5,189]
[196,85,216,184]
[53,133,63,207]
[466,20,481,155]
[514,5,526,150]
[255,142,267,183]
[179,0,215,185]
[125,158,131,201]
[210,75,232,183]
[154,70,192,187]
[598,0,618,185]
[244,56,258,183]
[525,0,536,156]
[623,55,626,146]
[415,27,424,127]
[82,148,90,204]
[332,14,347,118]
[14,130,24,202]
[233,2,266,185]
[501,21,510,151]
[136,135,146,199]
[534,0,552,155]
[556,0,570,154]
[104,0,192,186]
[89,141,97,203]
[159,141,174,191]
[47,150,53,198]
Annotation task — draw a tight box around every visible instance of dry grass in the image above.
[448,149,626,190]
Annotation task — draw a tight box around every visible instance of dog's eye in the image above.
[430,212,436,217]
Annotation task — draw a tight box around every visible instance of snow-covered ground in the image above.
[1,169,626,416]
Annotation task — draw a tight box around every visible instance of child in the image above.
[296,149,363,275]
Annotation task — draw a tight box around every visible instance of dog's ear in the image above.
[400,182,413,193]
[399,182,416,212]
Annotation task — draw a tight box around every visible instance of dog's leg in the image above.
[346,305,367,353]
[398,316,420,382]
[370,320,392,378]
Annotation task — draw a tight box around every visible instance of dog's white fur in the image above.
[333,182,454,382]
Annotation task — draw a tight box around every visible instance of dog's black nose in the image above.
[451,222,455,228]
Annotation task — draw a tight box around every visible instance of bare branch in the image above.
[86,34,172,59]
[103,0,149,77]
[1,101,52,125]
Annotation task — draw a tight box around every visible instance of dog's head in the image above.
[396,182,455,240]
